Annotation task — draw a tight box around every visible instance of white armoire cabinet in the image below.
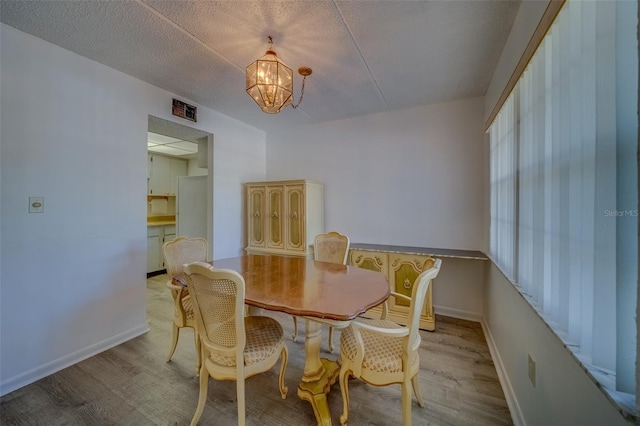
[245,180,323,258]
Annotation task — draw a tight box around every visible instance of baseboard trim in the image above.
[480,318,525,426]
[146,269,166,278]
[0,324,149,397]
[434,305,482,323]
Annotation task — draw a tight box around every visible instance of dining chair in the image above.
[291,231,350,353]
[162,236,208,375]
[182,261,288,426]
[338,257,442,426]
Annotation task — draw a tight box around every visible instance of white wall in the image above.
[187,158,207,176]
[266,97,486,251]
[0,24,266,395]
[484,264,632,426]
[265,98,487,319]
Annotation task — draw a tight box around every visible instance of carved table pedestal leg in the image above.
[297,318,341,426]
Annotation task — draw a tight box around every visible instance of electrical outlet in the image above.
[528,354,536,387]
[29,197,44,213]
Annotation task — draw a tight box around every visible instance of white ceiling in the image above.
[147,132,198,157]
[0,0,521,134]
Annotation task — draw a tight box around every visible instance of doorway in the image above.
[147,115,214,262]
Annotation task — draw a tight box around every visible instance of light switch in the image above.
[29,197,44,213]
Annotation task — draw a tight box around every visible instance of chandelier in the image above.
[246,36,312,114]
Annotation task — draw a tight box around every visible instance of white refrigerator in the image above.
[176,175,208,240]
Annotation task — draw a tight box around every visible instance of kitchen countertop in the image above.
[147,221,176,227]
[147,215,176,227]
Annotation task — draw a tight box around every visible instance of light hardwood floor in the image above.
[0,273,512,425]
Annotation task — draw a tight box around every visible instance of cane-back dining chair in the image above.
[338,257,442,426]
[183,261,288,426]
[162,236,208,375]
[291,231,350,353]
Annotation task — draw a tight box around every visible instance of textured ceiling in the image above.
[0,0,521,133]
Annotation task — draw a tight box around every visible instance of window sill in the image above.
[489,256,638,423]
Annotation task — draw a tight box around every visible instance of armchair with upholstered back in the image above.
[314,231,351,264]
[291,231,350,353]
[182,261,288,426]
[162,236,208,375]
[338,257,442,426]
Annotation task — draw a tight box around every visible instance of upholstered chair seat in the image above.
[340,318,406,374]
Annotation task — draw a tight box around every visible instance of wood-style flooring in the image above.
[0,273,512,425]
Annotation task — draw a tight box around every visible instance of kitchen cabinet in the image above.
[147,225,176,273]
[148,153,187,195]
[148,154,169,195]
[349,249,436,330]
[169,159,187,194]
[164,226,176,242]
[245,180,323,258]
[147,227,162,273]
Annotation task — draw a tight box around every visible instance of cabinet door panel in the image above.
[388,254,429,314]
[266,186,284,250]
[350,250,388,275]
[285,185,305,251]
[349,250,388,319]
[162,226,176,269]
[147,236,162,273]
[169,158,187,195]
[349,249,437,330]
[147,227,162,273]
[245,180,322,258]
[148,154,171,195]
[247,186,265,248]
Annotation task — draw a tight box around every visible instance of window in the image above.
[489,94,516,280]
[488,0,638,413]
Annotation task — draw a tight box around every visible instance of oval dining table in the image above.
[174,254,389,426]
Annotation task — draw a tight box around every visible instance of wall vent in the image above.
[172,99,197,122]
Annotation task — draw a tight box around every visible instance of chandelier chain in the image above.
[291,75,308,109]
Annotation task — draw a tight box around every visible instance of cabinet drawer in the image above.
[163,226,176,235]
[147,227,161,237]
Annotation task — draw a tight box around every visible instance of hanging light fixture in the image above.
[246,36,312,114]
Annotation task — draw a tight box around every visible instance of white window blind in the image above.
[489,94,516,279]
[489,0,637,408]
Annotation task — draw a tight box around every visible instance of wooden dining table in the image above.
[174,254,389,426]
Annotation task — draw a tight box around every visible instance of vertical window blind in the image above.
[489,94,516,280]
[488,0,637,404]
